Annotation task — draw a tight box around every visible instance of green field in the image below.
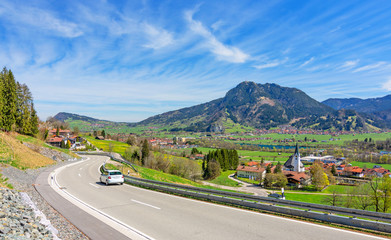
[84,136,137,156]
[350,161,391,171]
[226,132,391,147]
[208,170,240,187]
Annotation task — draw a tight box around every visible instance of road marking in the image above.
[78,173,81,177]
[89,183,100,189]
[79,167,83,170]
[131,199,161,210]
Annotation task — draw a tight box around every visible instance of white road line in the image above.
[89,183,100,189]
[131,199,161,210]
[78,173,81,177]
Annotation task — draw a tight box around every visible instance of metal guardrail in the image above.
[125,175,391,223]
[125,176,391,233]
[79,151,391,233]
[75,151,138,173]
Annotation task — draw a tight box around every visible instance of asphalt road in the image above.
[54,155,385,240]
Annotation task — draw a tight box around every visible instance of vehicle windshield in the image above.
[109,171,122,175]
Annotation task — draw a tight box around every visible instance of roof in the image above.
[283,171,309,182]
[247,161,259,167]
[284,154,303,169]
[236,165,265,173]
[343,166,364,173]
[48,137,63,143]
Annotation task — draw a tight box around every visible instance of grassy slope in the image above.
[15,133,78,158]
[0,132,54,169]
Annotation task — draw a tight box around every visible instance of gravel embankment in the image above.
[1,161,89,240]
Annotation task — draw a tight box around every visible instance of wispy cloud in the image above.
[254,58,288,70]
[142,23,174,49]
[341,59,359,69]
[184,9,249,63]
[299,57,315,68]
[0,2,82,38]
[383,77,391,91]
[352,61,387,73]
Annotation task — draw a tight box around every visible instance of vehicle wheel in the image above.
[106,181,109,186]
[121,182,123,185]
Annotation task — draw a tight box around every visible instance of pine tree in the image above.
[0,68,17,131]
[141,139,150,165]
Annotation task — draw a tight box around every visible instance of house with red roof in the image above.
[236,165,265,181]
[343,166,364,178]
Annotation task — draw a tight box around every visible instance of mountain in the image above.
[322,95,391,113]
[323,95,391,123]
[54,112,104,123]
[139,81,387,132]
[56,82,391,132]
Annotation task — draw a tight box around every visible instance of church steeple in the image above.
[293,143,304,172]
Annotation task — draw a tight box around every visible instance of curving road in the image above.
[48,156,385,240]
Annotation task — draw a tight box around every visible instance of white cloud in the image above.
[0,2,82,38]
[299,57,315,68]
[383,78,391,91]
[353,61,387,73]
[184,9,249,63]
[142,23,174,49]
[341,59,359,69]
[254,58,288,70]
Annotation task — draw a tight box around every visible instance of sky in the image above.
[1,0,391,122]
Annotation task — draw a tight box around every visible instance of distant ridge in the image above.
[55,81,391,132]
[54,112,108,123]
[323,95,391,113]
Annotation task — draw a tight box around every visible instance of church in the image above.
[283,144,305,172]
[283,144,310,187]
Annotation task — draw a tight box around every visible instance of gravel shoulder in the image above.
[1,161,88,240]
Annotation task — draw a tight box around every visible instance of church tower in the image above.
[283,143,305,172]
[293,144,304,172]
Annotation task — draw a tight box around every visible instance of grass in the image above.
[283,192,330,204]
[0,173,13,189]
[208,170,240,187]
[84,136,137,156]
[322,185,355,194]
[0,132,54,169]
[350,161,391,171]
[15,133,78,158]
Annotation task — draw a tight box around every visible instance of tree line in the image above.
[0,67,38,135]
[202,149,239,179]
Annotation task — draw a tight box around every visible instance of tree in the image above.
[203,159,221,180]
[310,161,329,190]
[0,68,17,131]
[368,177,381,212]
[141,139,150,165]
[273,162,282,173]
[56,127,60,136]
[266,164,271,173]
[352,183,372,210]
[331,165,337,176]
[264,173,287,188]
[73,126,80,136]
[126,135,136,145]
[66,140,71,149]
[380,175,391,213]
[101,130,106,139]
[323,190,341,206]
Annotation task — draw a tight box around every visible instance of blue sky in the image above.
[1,0,391,122]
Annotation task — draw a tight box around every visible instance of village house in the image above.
[364,166,390,177]
[283,171,310,187]
[342,166,365,178]
[236,165,266,181]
